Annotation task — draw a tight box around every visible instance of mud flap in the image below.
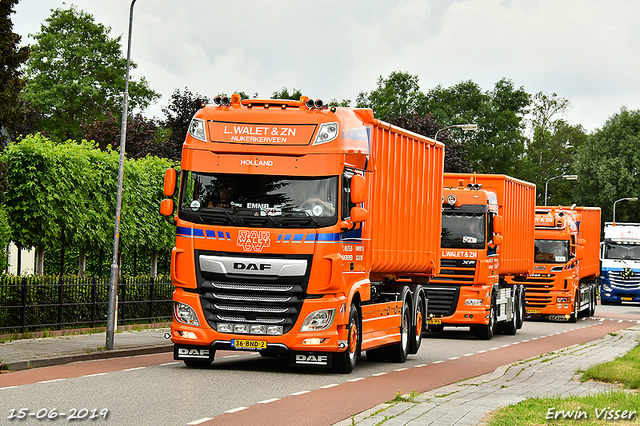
[292,352,333,368]
[174,344,215,362]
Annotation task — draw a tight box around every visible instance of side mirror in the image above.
[493,235,503,246]
[351,175,366,204]
[578,238,586,246]
[493,215,503,234]
[576,245,585,260]
[350,207,368,223]
[163,168,177,197]
[160,199,174,216]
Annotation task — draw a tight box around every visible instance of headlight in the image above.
[174,302,200,326]
[188,117,206,142]
[602,284,611,291]
[313,122,339,145]
[300,309,335,331]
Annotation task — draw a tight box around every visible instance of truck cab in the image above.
[601,222,640,304]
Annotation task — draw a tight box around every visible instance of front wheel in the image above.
[332,304,360,373]
[569,291,579,323]
[473,291,496,340]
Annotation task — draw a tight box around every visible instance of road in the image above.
[1,304,639,426]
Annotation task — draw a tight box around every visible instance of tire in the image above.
[501,289,518,336]
[332,304,360,373]
[569,291,579,323]
[588,286,596,317]
[516,285,526,329]
[408,292,425,355]
[183,359,212,368]
[387,299,411,363]
[473,291,496,340]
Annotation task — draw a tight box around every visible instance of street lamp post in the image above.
[434,123,478,142]
[613,197,638,223]
[544,174,578,206]
[106,0,137,351]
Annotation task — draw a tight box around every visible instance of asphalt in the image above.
[1,324,639,426]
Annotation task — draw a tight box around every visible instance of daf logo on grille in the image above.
[233,262,271,271]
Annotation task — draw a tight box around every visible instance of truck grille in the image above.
[195,251,311,334]
[430,259,476,284]
[608,271,640,289]
[515,277,554,308]
[424,286,460,317]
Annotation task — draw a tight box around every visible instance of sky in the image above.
[11,0,640,133]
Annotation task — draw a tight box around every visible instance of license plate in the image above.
[622,297,633,301]
[231,339,267,350]
[427,318,442,325]
[526,309,541,314]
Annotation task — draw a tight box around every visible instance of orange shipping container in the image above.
[367,121,444,276]
[443,173,536,276]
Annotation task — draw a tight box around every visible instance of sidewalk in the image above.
[0,326,172,371]
[334,325,640,426]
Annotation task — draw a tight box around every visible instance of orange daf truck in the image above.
[160,94,444,373]
[508,206,601,322]
[425,173,535,339]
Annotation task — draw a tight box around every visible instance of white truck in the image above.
[600,222,640,304]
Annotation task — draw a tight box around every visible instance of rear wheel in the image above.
[408,292,425,355]
[516,285,526,329]
[501,288,518,336]
[587,286,596,317]
[332,304,360,373]
[387,299,410,363]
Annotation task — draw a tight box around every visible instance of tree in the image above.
[81,110,170,160]
[575,107,640,223]
[385,113,472,173]
[356,71,425,119]
[21,5,159,142]
[522,92,587,205]
[424,78,530,175]
[272,87,303,100]
[0,0,29,138]
[160,88,210,161]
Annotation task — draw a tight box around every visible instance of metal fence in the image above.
[0,276,173,333]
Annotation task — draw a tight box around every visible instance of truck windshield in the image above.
[604,243,640,260]
[441,213,485,249]
[535,240,570,263]
[178,171,338,228]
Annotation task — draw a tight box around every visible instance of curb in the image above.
[1,344,173,372]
